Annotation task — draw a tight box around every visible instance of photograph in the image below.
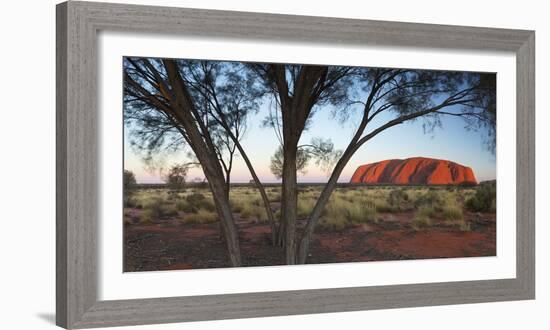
[122,57,497,271]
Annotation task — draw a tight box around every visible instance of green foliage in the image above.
[465,181,496,212]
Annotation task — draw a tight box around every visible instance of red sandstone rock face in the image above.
[350,157,477,185]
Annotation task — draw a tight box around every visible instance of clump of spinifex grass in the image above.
[318,194,377,230]
[411,206,435,230]
[138,196,178,224]
[186,193,216,212]
[297,197,316,218]
[229,189,269,223]
[181,209,218,224]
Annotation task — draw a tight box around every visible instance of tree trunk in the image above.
[281,142,298,264]
[208,177,242,266]
[276,219,286,246]
[162,59,242,266]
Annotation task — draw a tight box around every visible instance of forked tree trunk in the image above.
[281,142,298,264]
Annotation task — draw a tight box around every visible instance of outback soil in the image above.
[123,209,496,272]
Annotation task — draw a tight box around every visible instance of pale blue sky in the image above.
[124,100,496,184]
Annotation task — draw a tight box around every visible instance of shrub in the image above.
[183,209,218,224]
[237,203,267,222]
[230,198,244,213]
[465,181,496,212]
[199,199,216,212]
[124,196,136,208]
[297,198,316,218]
[186,193,205,204]
[268,193,281,202]
[163,205,178,216]
[442,205,463,221]
[143,197,166,219]
[387,189,409,210]
[176,200,198,213]
[411,206,435,230]
[411,214,432,230]
[139,196,179,222]
[319,197,377,230]
[346,201,376,224]
[414,190,444,210]
[186,193,216,212]
[375,199,398,213]
[139,209,155,224]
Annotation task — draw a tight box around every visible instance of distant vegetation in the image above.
[124,183,493,234]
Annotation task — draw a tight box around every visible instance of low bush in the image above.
[186,193,205,204]
[319,196,377,230]
[297,198,316,218]
[186,193,216,212]
[411,206,435,230]
[386,189,410,211]
[182,209,218,224]
[442,205,463,221]
[414,190,444,210]
[176,200,198,213]
[465,181,496,212]
[239,204,267,222]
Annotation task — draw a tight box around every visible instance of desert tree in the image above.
[248,64,495,264]
[248,64,355,263]
[123,57,244,266]
[179,60,280,243]
[268,137,342,245]
[162,163,192,190]
[296,68,496,263]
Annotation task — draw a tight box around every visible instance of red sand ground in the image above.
[350,157,477,185]
[123,210,495,272]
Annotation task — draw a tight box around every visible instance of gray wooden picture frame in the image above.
[56,1,535,328]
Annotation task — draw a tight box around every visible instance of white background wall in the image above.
[0,0,547,329]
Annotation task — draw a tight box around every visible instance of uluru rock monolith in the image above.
[350,157,477,185]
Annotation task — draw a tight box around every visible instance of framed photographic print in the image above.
[56,1,535,328]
